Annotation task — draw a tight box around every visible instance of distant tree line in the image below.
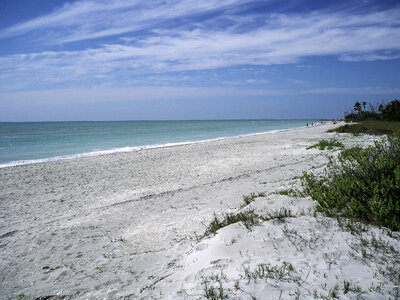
[345,99,400,122]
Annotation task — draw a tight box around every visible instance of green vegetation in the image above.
[264,207,295,221]
[330,120,400,135]
[202,209,260,238]
[306,139,344,150]
[242,262,296,283]
[241,192,266,207]
[201,207,294,238]
[344,99,400,122]
[277,188,301,197]
[202,273,230,300]
[330,99,400,135]
[202,263,298,299]
[302,134,400,230]
[343,280,362,295]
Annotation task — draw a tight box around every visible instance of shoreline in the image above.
[0,121,326,169]
[3,121,395,299]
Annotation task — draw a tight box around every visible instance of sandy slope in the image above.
[0,123,398,299]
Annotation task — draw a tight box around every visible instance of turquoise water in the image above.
[0,120,319,167]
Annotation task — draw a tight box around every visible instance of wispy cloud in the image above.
[339,52,400,62]
[0,1,399,92]
[0,0,254,43]
[0,86,291,105]
[2,86,400,107]
[305,87,400,95]
[288,78,307,84]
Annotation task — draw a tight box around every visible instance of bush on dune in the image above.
[302,134,400,230]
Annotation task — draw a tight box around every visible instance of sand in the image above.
[1,122,399,299]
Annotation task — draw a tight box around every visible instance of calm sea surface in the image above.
[0,120,319,168]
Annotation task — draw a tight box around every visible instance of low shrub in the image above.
[307,139,344,150]
[277,188,301,197]
[302,134,400,230]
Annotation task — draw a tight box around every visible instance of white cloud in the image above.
[305,87,400,95]
[0,1,400,92]
[339,52,400,62]
[0,0,254,43]
[222,79,270,85]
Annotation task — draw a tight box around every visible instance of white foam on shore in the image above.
[0,122,326,169]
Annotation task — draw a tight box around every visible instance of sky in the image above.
[0,0,400,121]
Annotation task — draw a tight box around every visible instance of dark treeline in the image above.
[345,99,400,122]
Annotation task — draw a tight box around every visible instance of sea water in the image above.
[0,120,319,168]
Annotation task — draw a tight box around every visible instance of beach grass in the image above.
[202,272,231,299]
[201,207,295,239]
[242,262,296,283]
[241,192,266,208]
[202,209,261,238]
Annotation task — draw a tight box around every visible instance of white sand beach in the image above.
[1,123,399,299]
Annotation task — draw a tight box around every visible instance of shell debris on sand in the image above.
[1,122,398,299]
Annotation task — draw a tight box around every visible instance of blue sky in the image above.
[0,0,399,121]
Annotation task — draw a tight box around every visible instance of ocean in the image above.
[0,120,319,168]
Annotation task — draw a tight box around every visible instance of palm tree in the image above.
[362,101,367,111]
[354,101,362,114]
